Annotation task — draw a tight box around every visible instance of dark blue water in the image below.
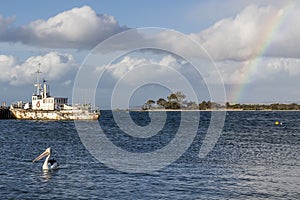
[0,111,299,199]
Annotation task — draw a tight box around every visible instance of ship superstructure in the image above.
[10,64,100,120]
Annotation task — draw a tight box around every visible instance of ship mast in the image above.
[34,63,42,96]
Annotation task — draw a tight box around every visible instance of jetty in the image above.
[0,107,15,119]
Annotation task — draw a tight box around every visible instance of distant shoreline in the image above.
[124,109,300,112]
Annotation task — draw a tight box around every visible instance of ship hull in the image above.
[10,108,100,120]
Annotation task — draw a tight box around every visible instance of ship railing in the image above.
[10,101,24,109]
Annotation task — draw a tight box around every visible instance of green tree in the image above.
[146,99,155,110]
[225,102,230,109]
[206,101,212,109]
[175,91,186,105]
[165,101,180,109]
[167,93,178,102]
[199,101,207,110]
[187,101,198,110]
[156,98,167,108]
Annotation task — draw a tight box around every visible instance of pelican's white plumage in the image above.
[33,147,59,170]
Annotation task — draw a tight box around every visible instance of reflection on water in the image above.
[40,170,52,182]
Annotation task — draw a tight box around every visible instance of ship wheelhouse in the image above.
[31,81,68,111]
[31,65,69,111]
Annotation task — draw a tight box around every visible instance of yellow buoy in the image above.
[275,121,279,125]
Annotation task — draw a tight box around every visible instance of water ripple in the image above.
[0,111,299,199]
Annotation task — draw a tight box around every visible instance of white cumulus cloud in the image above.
[0,52,78,86]
[0,55,17,82]
[105,54,184,81]
[0,6,127,49]
[217,57,300,85]
[190,3,300,61]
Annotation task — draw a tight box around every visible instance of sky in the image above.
[1,0,300,108]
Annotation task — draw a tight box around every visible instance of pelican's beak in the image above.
[32,150,49,162]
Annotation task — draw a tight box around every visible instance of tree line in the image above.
[142,91,300,110]
[225,102,300,110]
[142,91,186,110]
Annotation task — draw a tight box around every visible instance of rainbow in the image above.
[230,2,296,103]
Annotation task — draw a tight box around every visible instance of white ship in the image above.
[10,65,100,120]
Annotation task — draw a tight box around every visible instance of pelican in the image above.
[32,147,59,170]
